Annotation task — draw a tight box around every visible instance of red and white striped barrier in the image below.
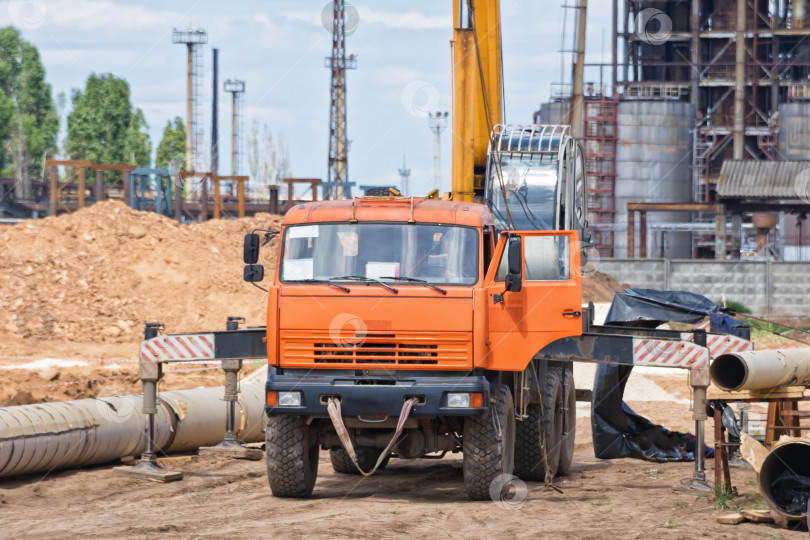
[140,333,216,363]
[632,337,710,369]
[680,332,753,358]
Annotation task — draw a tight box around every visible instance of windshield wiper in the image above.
[288,279,350,293]
[380,276,447,295]
[330,275,399,294]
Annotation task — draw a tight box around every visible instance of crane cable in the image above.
[466,0,515,230]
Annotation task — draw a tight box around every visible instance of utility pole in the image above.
[325,0,357,200]
[211,48,219,177]
[224,79,246,176]
[428,111,448,193]
[398,155,411,196]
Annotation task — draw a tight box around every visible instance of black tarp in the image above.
[605,288,719,326]
[592,289,724,462]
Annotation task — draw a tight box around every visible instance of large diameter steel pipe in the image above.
[710,348,810,392]
[0,383,265,479]
[759,440,810,525]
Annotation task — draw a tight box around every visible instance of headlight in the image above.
[278,391,302,407]
[447,392,471,408]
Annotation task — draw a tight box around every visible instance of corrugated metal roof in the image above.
[717,160,810,199]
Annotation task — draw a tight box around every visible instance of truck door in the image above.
[480,230,582,371]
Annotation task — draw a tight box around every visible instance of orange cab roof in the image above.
[283,198,493,227]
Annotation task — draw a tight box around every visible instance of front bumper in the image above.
[265,370,490,418]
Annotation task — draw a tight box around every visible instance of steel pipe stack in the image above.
[0,383,266,478]
[759,440,810,527]
[710,348,810,392]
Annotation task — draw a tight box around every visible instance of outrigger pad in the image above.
[198,446,264,461]
[113,462,183,483]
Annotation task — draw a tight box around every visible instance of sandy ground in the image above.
[1,359,807,538]
[1,410,804,540]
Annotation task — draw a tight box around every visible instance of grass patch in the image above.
[591,498,611,507]
[664,519,677,529]
[674,501,688,510]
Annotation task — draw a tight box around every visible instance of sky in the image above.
[0,0,614,196]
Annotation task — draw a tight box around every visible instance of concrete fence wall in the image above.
[598,259,810,315]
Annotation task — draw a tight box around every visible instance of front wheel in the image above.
[462,385,516,500]
[265,415,319,497]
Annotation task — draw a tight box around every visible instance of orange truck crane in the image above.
[132,0,744,499]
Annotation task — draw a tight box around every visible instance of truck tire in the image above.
[265,415,318,498]
[557,366,576,476]
[329,447,390,474]
[514,367,564,481]
[462,385,516,500]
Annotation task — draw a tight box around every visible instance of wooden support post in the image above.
[96,170,105,202]
[311,180,319,201]
[237,178,245,218]
[627,210,635,258]
[49,165,57,216]
[201,175,208,221]
[212,177,221,220]
[269,185,279,214]
[123,171,131,206]
[639,211,647,258]
[77,168,86,209]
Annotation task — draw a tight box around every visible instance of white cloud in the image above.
[283,6,445,31]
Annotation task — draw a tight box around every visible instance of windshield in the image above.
[488,154,558,231]
[281,223,479,286]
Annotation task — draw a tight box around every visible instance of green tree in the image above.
[65,73,151,173]
[0,27,58,186]
[155,116,186,170]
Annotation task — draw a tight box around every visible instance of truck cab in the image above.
[258,196,583,499]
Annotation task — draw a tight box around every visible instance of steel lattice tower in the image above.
[325,0,357,200]
[172,27,207,173]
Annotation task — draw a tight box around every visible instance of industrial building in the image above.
[539,0,810,259]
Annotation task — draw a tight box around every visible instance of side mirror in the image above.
[243,264,264,283]
[244,233,260,264]
[505,236,522,292]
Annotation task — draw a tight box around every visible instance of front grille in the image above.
[281,331,471,369]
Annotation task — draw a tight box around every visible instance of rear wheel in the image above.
[265,415,319,497]
[514,367,564,480]
[463,385,516,500]
[557,366,576,476]
[329,447,390,474]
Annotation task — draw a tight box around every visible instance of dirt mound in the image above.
[0,201,280,348]
[582,269,628,303]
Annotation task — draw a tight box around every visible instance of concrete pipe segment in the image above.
[759,440,810,527]
[0,383,266,478]
[710,348,810,392]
